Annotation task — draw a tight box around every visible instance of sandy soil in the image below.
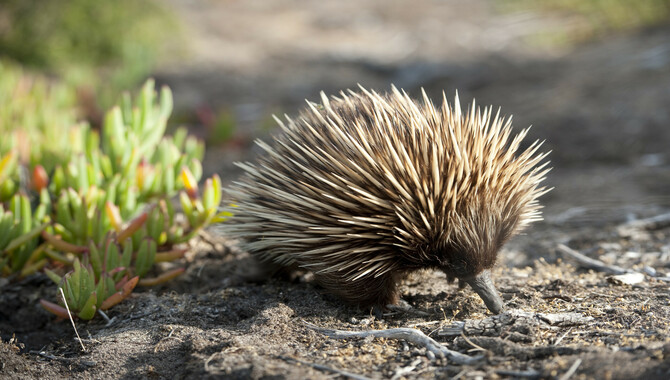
[2,1,670,379]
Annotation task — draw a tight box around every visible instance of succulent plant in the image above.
[1,64,229,320]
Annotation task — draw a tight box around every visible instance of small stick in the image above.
[496,369,541,378]
[197,264,206,278]
[618,212,670,233]
[304,321,481,365]
[204,352,222,372]
[406,320,440,328]
[30,350,73,362]
[278,355,371,380]
[460,332,487,353]
[60,288,86,352]
[557,244,630,275]
[558,358,582,380]
[390,358,422,380]
[31,351,97,367]
[553,327,573,346]
[97,309,111,325]
[452,369,468,380]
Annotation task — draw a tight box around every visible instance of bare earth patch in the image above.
[2,1,670,379]
[1,216,669,379]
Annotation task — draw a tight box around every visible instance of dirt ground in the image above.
[2,1,670,379]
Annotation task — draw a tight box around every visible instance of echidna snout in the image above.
[221,86,551,314]
[463,270,504,314]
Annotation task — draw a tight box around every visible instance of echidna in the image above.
[221,86,550,314]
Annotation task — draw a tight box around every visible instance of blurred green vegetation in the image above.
[501,0,670,45]
[0,62,82,172]
[0,0,178,109]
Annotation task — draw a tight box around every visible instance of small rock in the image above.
[642,266,657,277]
[623,251,641,259]
[607,272,645,285]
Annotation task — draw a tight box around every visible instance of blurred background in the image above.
[2,0,670,229]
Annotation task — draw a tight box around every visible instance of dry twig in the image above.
[30,351,74,363]
[439,309,592,337]
[304,321,481,364]
[618,212,670,237]
[553,327,573,346]
[557,244,630,275]
[558,358,582,380]
[60,288,86,352]
[204,352,218,372]
[495,368,541,378]
[30,350,96,368]
[390,358,422,380]
[460,332,488,353]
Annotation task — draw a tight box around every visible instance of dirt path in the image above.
[2,1,670,379]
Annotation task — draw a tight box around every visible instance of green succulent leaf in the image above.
[44,268,63,285]
[134,238,157,277]
[120,241,132,274]
[3,222,47,253]
[88,240,102,278]
[76,291,97,320]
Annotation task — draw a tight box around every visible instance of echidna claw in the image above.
[457,278,468,289]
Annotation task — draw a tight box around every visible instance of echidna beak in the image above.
[463,269,504,314]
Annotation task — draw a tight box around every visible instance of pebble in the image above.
[607,272,645,285]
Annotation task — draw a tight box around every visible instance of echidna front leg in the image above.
[314,271,404,310]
